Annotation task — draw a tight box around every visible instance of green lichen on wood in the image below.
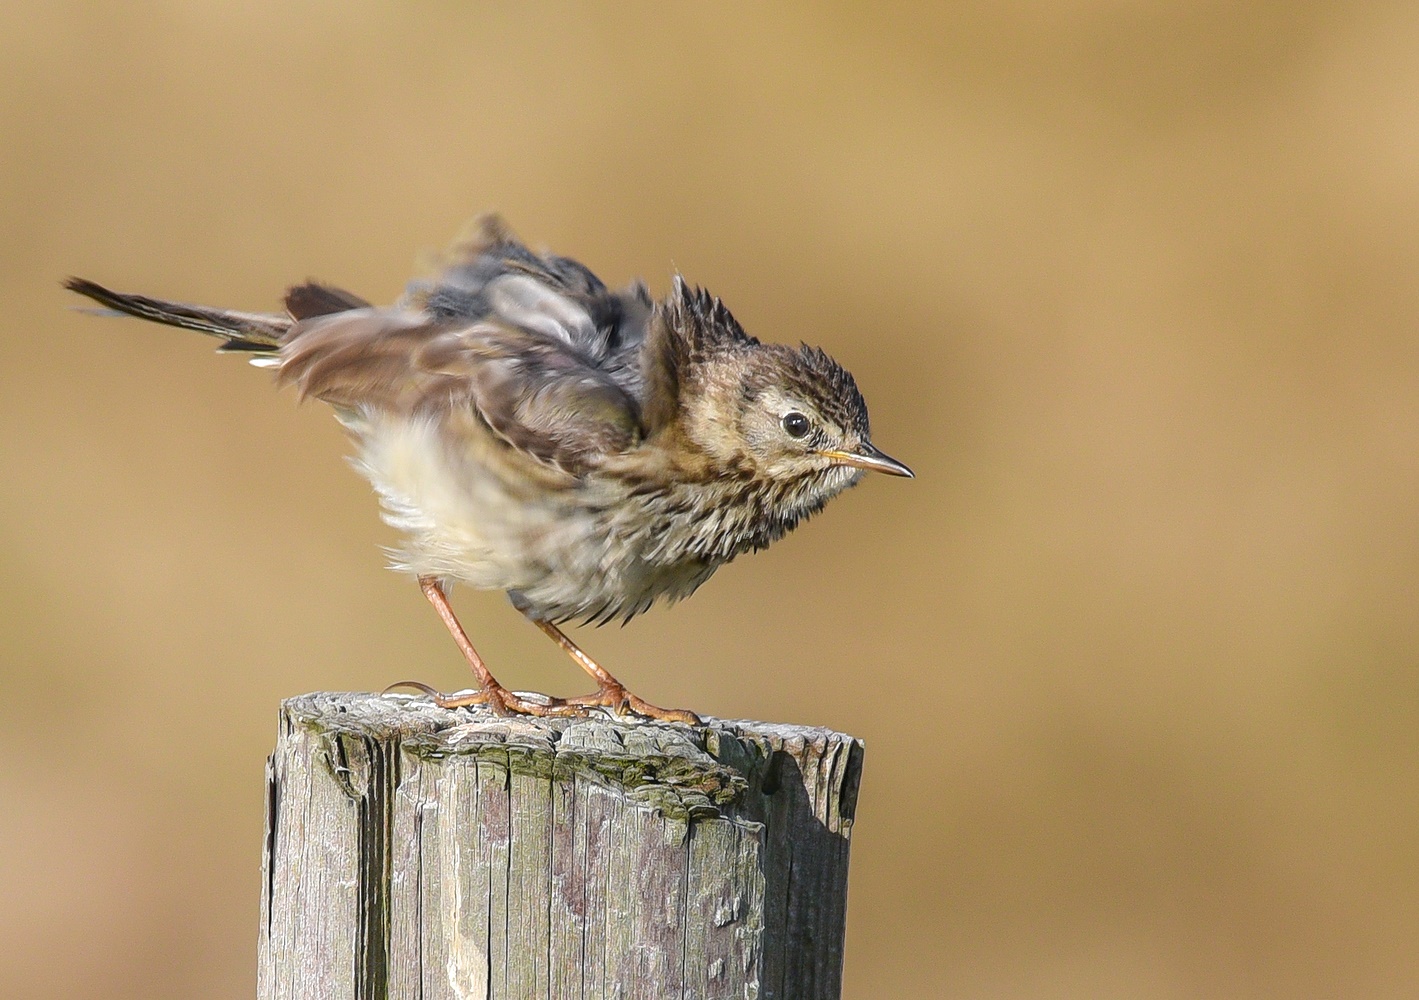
[410,737,744,821]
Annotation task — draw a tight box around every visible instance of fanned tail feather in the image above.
[63,277,290,355]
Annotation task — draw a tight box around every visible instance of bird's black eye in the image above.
[782,412,811,438]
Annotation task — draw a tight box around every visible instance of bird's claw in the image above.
[564,683,702,725]
[384,679,445,699]
[385,679,571,717]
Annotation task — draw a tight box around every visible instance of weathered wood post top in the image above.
[259,691,864,1000]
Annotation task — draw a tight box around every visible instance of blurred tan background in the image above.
[3,2,1418,998]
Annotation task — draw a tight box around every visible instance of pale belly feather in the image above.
[346,413,715,621]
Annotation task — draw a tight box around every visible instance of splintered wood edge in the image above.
[279,690,864,831]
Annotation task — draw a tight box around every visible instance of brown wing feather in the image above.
[283,282,372,320]
[459,326,643,472]
[278,309,433,407]
[638,309,683,434]
[278,309,642,476]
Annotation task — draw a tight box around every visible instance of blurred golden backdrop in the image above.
[3,3,1419,998]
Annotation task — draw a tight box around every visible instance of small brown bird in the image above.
[66,218,911,723]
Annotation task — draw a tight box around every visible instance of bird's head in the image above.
[702,342,913,489]
[664,282,913,500]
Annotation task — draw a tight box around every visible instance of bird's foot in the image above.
[563,683,702,725]
[383,679,574,718]
[384,680,699,724]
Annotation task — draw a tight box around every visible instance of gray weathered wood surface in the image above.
[257,692,864,1000]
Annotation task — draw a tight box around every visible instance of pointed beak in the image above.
[821,442,915,478]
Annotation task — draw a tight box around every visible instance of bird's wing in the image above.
[405,215,650,368]
[279,308,643,477]
[278,218,664,475]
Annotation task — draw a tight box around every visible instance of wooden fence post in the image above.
[257,691,864,1000]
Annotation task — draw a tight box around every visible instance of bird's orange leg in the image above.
[388,576,568,717]
[522,613,701,725]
